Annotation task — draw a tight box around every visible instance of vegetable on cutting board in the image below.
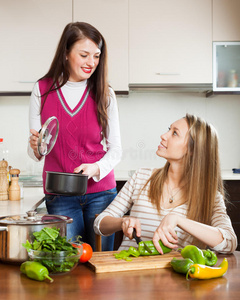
[114,240,172,261]
[138,240,172,256]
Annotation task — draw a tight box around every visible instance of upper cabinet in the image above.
[0,0,72,93]
[3,0,240,93]
[213,0,240,41]
[129,0,212,85]
[73,0,128,92]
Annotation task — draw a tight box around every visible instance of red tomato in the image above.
[73,243,93,263]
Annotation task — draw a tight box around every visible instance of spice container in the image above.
[9,168,21,201]
[0,160,9,200]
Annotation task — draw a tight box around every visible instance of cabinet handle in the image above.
[155,73,180,76]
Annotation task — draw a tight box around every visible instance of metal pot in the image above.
[45,171,88,195]
[0,210,73,264]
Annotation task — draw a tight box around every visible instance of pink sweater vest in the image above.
[39,78,116,194]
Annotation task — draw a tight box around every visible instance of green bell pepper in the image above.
[202,249,218,266]
[170,257,194,274]
[180,245,206,265]
[113,240,172,261]
[20,261,53,282]
[138,240,172,256]
[114,247,141,261]
[128,246,140,257]
[114,250,132,261]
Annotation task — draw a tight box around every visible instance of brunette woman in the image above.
[28,22,122,251]
[94,114,237,254]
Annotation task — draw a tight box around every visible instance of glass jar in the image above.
[228,69,238,88]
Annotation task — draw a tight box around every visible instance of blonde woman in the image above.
[94,114,237,254]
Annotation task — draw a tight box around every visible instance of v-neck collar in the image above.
[55,83,90,117]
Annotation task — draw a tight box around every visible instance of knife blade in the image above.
[132,228,152,254]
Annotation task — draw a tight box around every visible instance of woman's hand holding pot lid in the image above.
[29,129,42,160]
[74,163,100,179]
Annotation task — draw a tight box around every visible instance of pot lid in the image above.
[37,116,59,156]
[0,211,71,225]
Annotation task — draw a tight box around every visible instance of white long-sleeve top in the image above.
[94,168,238,254]
[28,80,122,181]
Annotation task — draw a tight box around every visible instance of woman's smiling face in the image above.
[156,118,189,162]
[66,38,101,82]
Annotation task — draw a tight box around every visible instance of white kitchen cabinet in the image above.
[0,0,72,92]
[129,0,212,85]
[73,0,128,92]
[213,0,240,41]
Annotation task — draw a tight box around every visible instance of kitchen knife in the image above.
[132,228,152,254]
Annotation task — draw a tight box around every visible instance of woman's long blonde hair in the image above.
[145,114,225,227]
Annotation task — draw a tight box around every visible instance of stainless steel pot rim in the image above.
[0,213,72,225]
[46,171,88,177]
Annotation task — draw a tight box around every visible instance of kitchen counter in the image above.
[0,187,44,217]
[1,169,240,217]
[221,169,240,180]
[0,252,239,300]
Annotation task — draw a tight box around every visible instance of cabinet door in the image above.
[0,0,72,92]
[73,0,128,92]
[213,0,240,41]
[129,0,212,84]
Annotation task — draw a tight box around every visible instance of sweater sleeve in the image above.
[94,171,138,236]
[27,82,43,162]
[93,87,122,182]
[210,192,238,254]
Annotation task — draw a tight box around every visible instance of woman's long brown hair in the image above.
[39,22,110,137]
[143,114,225,246]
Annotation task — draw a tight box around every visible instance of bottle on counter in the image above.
[9,169,21,201]
[0,138,9,200]
[0,159,9,200]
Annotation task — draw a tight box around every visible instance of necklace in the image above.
[168,185,183,203]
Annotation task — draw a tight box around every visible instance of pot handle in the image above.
[41,214,73,224]
[0,226,7,232]
[31,197,45,211]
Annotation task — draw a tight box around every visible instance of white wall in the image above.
[0,92,239,175]
[116,92,240,173]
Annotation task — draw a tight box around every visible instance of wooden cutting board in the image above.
[87,250,182,273]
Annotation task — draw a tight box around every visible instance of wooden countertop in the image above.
[0,252,240,300]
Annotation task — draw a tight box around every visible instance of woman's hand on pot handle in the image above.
[121,217,141,239]
[74,163,100,179]
[152,213,179,254]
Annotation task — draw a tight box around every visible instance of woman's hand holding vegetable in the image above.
[74,163,100,179]
[153,213,179,254]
